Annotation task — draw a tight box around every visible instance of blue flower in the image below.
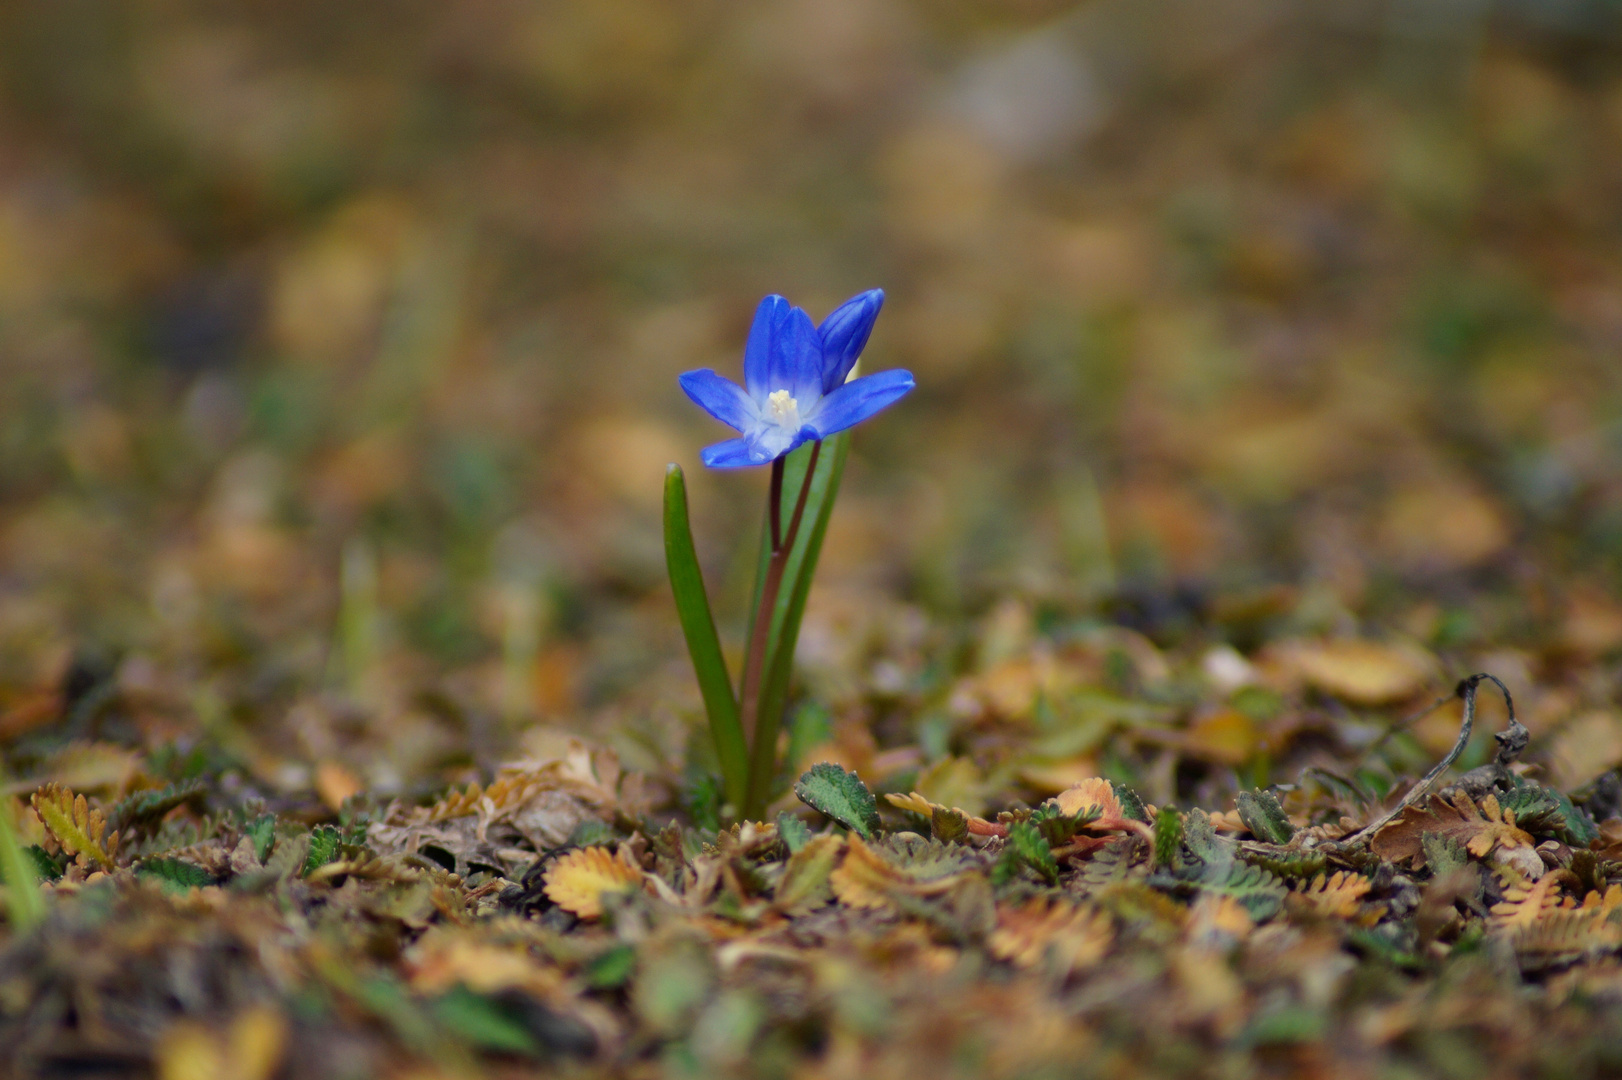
[679,290,914,468]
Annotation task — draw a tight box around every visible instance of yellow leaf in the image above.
[775,834,844,915]
[542,847,644,919]
[1053,778,1121,821]
[830,836,906,911]
[30,783,118,870]
[1184,709,1258,766]
[989,897,1112,975]
[1281,639,1436,705]
[1490,871,1577,934]
[1289,871,1372,920]
[884,792,938,817]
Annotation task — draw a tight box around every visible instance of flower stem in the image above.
[738,441,821,820]
[769,457,784,552]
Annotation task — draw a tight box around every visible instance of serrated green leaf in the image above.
[1188,861,1285,920]
[665,464,748,811]
[793,762,880,839]
[776,812,812,854]
[245,813,276,863]
[1005,820,1059,885]
[304,824,344,875]
[1112,782,1150,823]
[1236,790,1295,845]
[1420,832,1469,875]
[931,805,969,844]
[108,780,207,835]
[775,833,841,913]
[22,844,62,882]
[1182,808,1228,865]
[136,857,215,895]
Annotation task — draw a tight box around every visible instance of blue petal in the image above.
[806,368,914,439]
[817,289,883,392]
[743,296,791,401]
[700,437,770,469]
[766,304,824,406]
[679,369,757,433]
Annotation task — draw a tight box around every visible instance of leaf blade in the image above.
[793,762,880,839]
[664,464,748,811]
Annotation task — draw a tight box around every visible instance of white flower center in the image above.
[766,389,801,430]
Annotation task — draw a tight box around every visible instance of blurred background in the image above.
[2,0,1621,807]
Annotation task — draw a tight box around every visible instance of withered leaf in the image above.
[1371,791,1534,865]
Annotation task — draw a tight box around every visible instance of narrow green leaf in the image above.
[745,436,849,815]
[0,806,45,929]
[664,464,748,810]
[793,763,880,839]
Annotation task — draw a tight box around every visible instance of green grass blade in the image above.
[744,434,849,815]
[0,799,45,930]
[664,464,748,810]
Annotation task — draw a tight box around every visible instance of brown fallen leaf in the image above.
[1371,791,1534,865]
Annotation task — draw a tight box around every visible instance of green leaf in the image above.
[744,435,850,816]
[245,813,276,863]
[1005,820,1059,885]
[1111,782,1150,823]
[109,780,207,835]
[22,844,63,883]
[931,805,969,844]
[793,762,880,839]
[1420,832,1469,875]
[304,824,344,875]
[775,833,841,913]
[1235,790,1295,845]
[136,857,215,895]
[1187,861,1285,920]
[586,945,637,990]
[664,463,748,811]
[1153,806,1183,870]
[1182,808,1229,865]
[432,985,539,1056]
[0,809,44,929]
[683,769,722,833]
[776,812,812,854]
